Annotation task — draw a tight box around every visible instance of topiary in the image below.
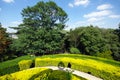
[18,60,33,70]
[58,61,65,69]
[70,47,80,54]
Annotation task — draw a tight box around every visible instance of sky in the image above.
[0,0,120,33]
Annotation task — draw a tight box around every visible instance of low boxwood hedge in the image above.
[35,57,120,80]
[0,55,35,76]
[18,60,33,70]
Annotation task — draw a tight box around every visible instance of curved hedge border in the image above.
[0,55,35,76]
[0,67,84,80]
[35,56,120,80]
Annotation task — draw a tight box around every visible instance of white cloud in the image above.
[68,3,74,8]
[68,0,90,7]
[2,0,14,3]
[87,17,104,22]
[84,10,112,18]
[74,0,89,6]
[97,4,113,10]
[109,15,120,19]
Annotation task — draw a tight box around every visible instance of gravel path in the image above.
[40,66,103,80]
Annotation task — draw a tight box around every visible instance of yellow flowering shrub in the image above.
[35,55,120,80]
[18,60,33,70]
[0,68,48,80]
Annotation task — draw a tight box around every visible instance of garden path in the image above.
[40,66,103,80]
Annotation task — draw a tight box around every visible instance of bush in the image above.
[29,69,52,80]
[95,51,113,59]
[18,60,33,70]
[0,68,48,80]
[48,70,71,80]
[0,74,14,80]
[58,61,65,68]
[70,47,80,54]
[0,64,19,76]
[0,55,35,76]
[34,55,120,80]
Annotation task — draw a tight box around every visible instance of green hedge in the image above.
[48,70,71,80]
[29,69,52,80]
[35,57,120,80]
[0,64,19,76]
[18,60,33,70]
[0,55,35,76]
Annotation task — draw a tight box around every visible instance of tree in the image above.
[0,23,11,61]
[113,23,120,61]
[11,1,68,55]
[68,26,109,55]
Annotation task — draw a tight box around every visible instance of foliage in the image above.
[70,47,80,54]
[0,55,35,76]
[48,70,71,80]
[35,54,120,80]
[95,51,113,59]
[114,23,120,61]
[68,26,120,60]
[1,54,120,80]
[0,23,11,62]
[0,67,83,80]
[0,68,48,80]
[58,61,65,68]
[18,60,33,70]
[0,74,14,80]
[11,1,68,55]
[29,69,52,80]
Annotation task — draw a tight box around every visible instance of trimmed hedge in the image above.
[48,70,71,80]
[18,60,33,70]
[29,69,52,80]
[58,61,65,68]
[0,64,19,76]
[0,68,85,80]
[0,55,35,76]
[0,68,48,80]
[35,56,120,80]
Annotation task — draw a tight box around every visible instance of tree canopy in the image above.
[11,1,68,55]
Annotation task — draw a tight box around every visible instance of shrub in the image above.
[58,61,65,68]
[70,47,80,54]
[0,65,19,76]
[29,69,52,80]
[0,68,48,80]
[35,55,120,80]
[0,74,14,80]
[48,70,71,80]
[0,55,35,76]
[95,51,113,59]
[18,60,33,70]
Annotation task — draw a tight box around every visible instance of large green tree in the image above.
[11,1,68,55]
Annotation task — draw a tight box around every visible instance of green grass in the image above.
[0,54,120,80]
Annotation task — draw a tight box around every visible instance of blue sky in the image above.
[0,0,120,32]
